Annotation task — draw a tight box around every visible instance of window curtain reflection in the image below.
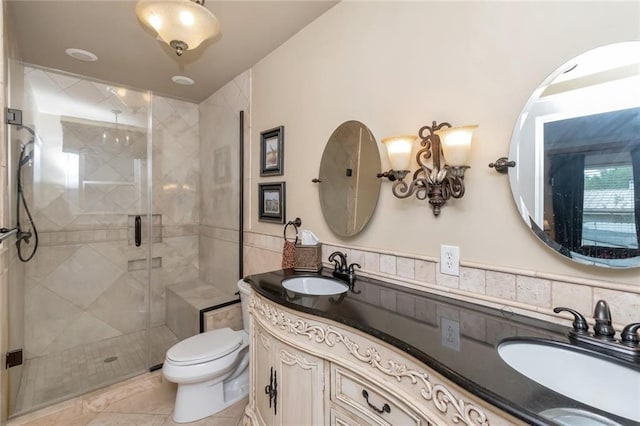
[549,154,585,252]
[633,147,640,245]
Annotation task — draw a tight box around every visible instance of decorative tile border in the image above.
[200,225,239,243]
[38,225,199,246]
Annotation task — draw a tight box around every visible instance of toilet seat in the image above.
[167,328,242,366]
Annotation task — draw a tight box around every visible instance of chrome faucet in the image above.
[554,300,640,361]
[328,250,361,291]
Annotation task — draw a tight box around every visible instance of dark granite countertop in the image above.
[245,269,638,426]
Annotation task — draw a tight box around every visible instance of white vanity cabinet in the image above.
[245,290,525,426]
[252,320,325,425]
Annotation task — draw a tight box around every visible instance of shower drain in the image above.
[104,356,118,363]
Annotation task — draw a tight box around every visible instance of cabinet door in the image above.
[252,323,277,426]
[275,342,325,426]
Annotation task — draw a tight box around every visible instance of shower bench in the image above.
[166,280,241,341]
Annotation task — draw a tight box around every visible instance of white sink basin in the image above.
[498,338,640,423]
[539,408,625,426]
[282,276,349,296]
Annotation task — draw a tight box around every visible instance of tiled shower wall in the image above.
[199,70,250,296]
[242,231,640,330]
[22,69,199,359]
[149,96,200,324]
[5,21,29,415]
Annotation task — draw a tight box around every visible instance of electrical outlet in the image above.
[440,245,459,276]
[440,318,460,351]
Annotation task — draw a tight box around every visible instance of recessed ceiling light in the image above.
[172,75,195,86]
[65,48,98,62]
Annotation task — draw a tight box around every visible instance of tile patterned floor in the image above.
[8,370,247,426]
[14,326,179,416]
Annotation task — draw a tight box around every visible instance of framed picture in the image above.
[258,182,286,224]
[260,126,284,176]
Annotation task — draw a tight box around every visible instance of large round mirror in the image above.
[509,41,640,268]
[318,120,381,237]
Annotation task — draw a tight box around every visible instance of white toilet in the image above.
[163,279,252,423]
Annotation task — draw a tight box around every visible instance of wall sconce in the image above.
[378,121,478,216]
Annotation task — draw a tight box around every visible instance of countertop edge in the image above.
[244,272,555,426]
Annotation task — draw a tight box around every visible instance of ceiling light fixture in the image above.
[171,75,195,86]
[65,48,98,62]
[136,0,220,56]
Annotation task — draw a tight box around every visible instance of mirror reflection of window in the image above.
[583,163,637,250]
[544,107,640,262]
[510,42,640,267]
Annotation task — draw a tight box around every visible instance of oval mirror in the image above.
[508,41,640,268]
[318,121,381,237]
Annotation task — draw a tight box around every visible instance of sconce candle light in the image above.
[377,135,415,181]
[379,121,478,216]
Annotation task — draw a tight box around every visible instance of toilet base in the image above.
[172,368,249,423]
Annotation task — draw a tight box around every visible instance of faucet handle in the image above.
[621,323,640,346]
[593,300,615,338]
[553,307,589,334]
[347,263,361,273]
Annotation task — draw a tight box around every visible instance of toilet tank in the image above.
[237,279,252,333]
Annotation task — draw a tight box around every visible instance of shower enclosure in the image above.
[5,63,197,416]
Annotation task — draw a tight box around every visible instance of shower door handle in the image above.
[134,215,142,247]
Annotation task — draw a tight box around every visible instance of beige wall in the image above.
[248,1,640,287]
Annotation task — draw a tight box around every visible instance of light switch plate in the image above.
[440,245,459,276]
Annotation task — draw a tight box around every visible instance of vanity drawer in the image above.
[330,364,426,426]
[329,405,369,426]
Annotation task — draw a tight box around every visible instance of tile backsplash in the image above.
[243,231,640,330]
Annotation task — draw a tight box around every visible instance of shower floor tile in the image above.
[13,326,178,416]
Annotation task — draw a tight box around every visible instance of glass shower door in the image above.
[7,65,158,416]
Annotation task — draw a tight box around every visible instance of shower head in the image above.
[19,142,34,167]
[19,149,33,166]
[21,139,34,149]
[17,125,36,157]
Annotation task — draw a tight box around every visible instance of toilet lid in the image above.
[167,328,243,366]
